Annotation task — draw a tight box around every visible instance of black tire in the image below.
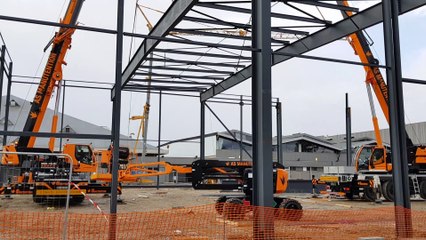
[382,180,394,202]
[33,196,44,203]
[381,181,390,201]
[215,196,227,215]
[277,199,303,221]
[223,198,244,221]
[363,187,376,202]
[419,181,426,200]
[345,191,354,200]
[71,196,85,204]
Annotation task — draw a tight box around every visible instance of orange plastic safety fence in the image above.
[1,205,426,239]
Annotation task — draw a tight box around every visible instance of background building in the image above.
[3,94,426,183]
[0,95,166,154]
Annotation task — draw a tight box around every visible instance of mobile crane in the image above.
[192,160,303,221]
[315,1,426,202]
[0,0,114,203]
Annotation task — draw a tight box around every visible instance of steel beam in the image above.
[283,1,358,12]
[252,0,274,238]
[110,0,124,239]
[0,131,112,139]
[403,78,426,85]
[129,79,214,86]
[157,91,162,190]
[200,101,205,160]
[154,49,251,60]
[145,57,247,68]
[197,2,329,24]
[124,85,205,92]
[172,28,289,44]
[272,51,387,68]
[239,95,243,161]
[0,46,5,117]
[134,72,223,81]
[345,93,352,166]
[200,0,426,101]
[183,16,309,36]
[3,62,12,145]
[139,65,234,75]
[276,101,283,165]
[121,0,198,88]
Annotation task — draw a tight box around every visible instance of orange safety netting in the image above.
[0,205,425,239]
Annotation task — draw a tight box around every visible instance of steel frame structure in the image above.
[118,1,426,238]
[1,0,426,238]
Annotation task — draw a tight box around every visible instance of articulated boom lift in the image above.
[192,160,302,220]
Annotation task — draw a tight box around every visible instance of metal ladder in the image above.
[411,176,420,195]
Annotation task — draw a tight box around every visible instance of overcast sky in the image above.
[0,0,425,145]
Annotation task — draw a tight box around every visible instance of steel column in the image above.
[200,101,205,160]
[0,46,5,116]
[3,62,12,146]
[109,0,124,239]
[240,95,243,161]
[276,101,283,165]
[382,0,412,237]
[252,0,274,238]
[157,91,162,190]
[345,93,352,166]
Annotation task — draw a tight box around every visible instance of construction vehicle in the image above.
[90,146,191,183]
[192,160,302,221]
[0,0,114,203]
[315,1,426,201]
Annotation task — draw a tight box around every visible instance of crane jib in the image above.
[18,42,63,148]
[34,53,57,105]
[372,67,389,103]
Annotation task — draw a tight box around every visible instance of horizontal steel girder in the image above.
[139,65,234,75]
[200,0,426,101]
[182,16,309,36]
[0,131,112,140]
[196,2,330,24]
[282,1,358,12]
[145,57,247,68]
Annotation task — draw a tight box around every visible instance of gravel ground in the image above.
[1,188,426,214]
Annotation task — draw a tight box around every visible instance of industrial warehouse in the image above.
[0,0,426,239]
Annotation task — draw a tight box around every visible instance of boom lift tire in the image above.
[363,187,376,202]
[276,198,303,221]
[382,180,394,202]
[33,196,44,203]
[345,191,354,200]
[420,180,426,199]
[71,195,85,204]
[223,198,244,221]
[215,196,227,215]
